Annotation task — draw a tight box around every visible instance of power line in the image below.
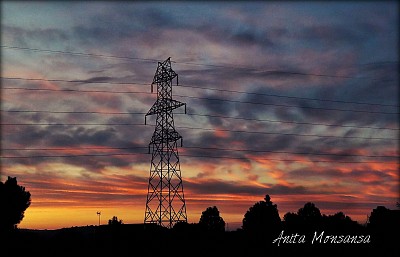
[2,76,398,108]
[2,146,396,159]
[1,76,149,86]
[1,110,146,115]
[188,113,399,131]
[0,122,394,140]
[178,126,394,140]
[2,86,398,115]
[179,84,399,107]
[2,110,398,131]
[178,95,398,115]
[187,146,397,159]
[0,153,146,158]
[3,86,150,95]
[1,45,160,63]
[181,154,396,164]
[2,45,396,82]
[0,152,394,164]
[2,146,147,151]
[173,62,396,83]
[1,123,147,126]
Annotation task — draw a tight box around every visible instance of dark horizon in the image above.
[2,202,399,257]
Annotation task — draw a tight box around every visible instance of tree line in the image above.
[176,194,399,242]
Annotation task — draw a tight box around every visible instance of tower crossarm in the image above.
[145,99,186,118]
[149,129,182,146]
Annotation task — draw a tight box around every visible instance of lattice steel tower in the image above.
[144,57,187,228]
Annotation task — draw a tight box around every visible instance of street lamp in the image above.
[96,211,101,226]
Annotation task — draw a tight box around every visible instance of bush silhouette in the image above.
[283,211,301,231]
[199,206,225,232]
[367,205,400,245]
[297,202,321,231]
[323,211,360,232]
[0,176,31,231]
[368,206,400,232]
[108,216,123,225]
[242,194,281,236]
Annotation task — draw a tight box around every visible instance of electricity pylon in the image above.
[144,57,187,228]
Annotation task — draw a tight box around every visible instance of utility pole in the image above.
[144,57,187,228]
[97,211,101,226]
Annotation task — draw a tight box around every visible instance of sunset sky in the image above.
[1,1,398,230]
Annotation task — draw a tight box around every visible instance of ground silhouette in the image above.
[1,194,398,257]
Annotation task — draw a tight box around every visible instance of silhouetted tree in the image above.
[368,206,389,230]
[242,195,281,236]
[283,211,301,231]
[298,202,321,220]
[367,205,400,245]
[0,176,31,231]
[108,216,123,225]
[323,211,360,232]
[367,205,400,232]
[199,206,225,232]
[297,202,321,231]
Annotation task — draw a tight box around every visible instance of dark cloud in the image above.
[3,25,69,47]
[186,179,308,196]
[198,23,275,48]
[74,76,115,84]
[46,127,117,146]
[73,25,132,45]
[288,167,396,186]
[19,173,148,206]
[301,25,366,47]
[3,123,150,169]
[196,95,236,122]
[70,5,187,48]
